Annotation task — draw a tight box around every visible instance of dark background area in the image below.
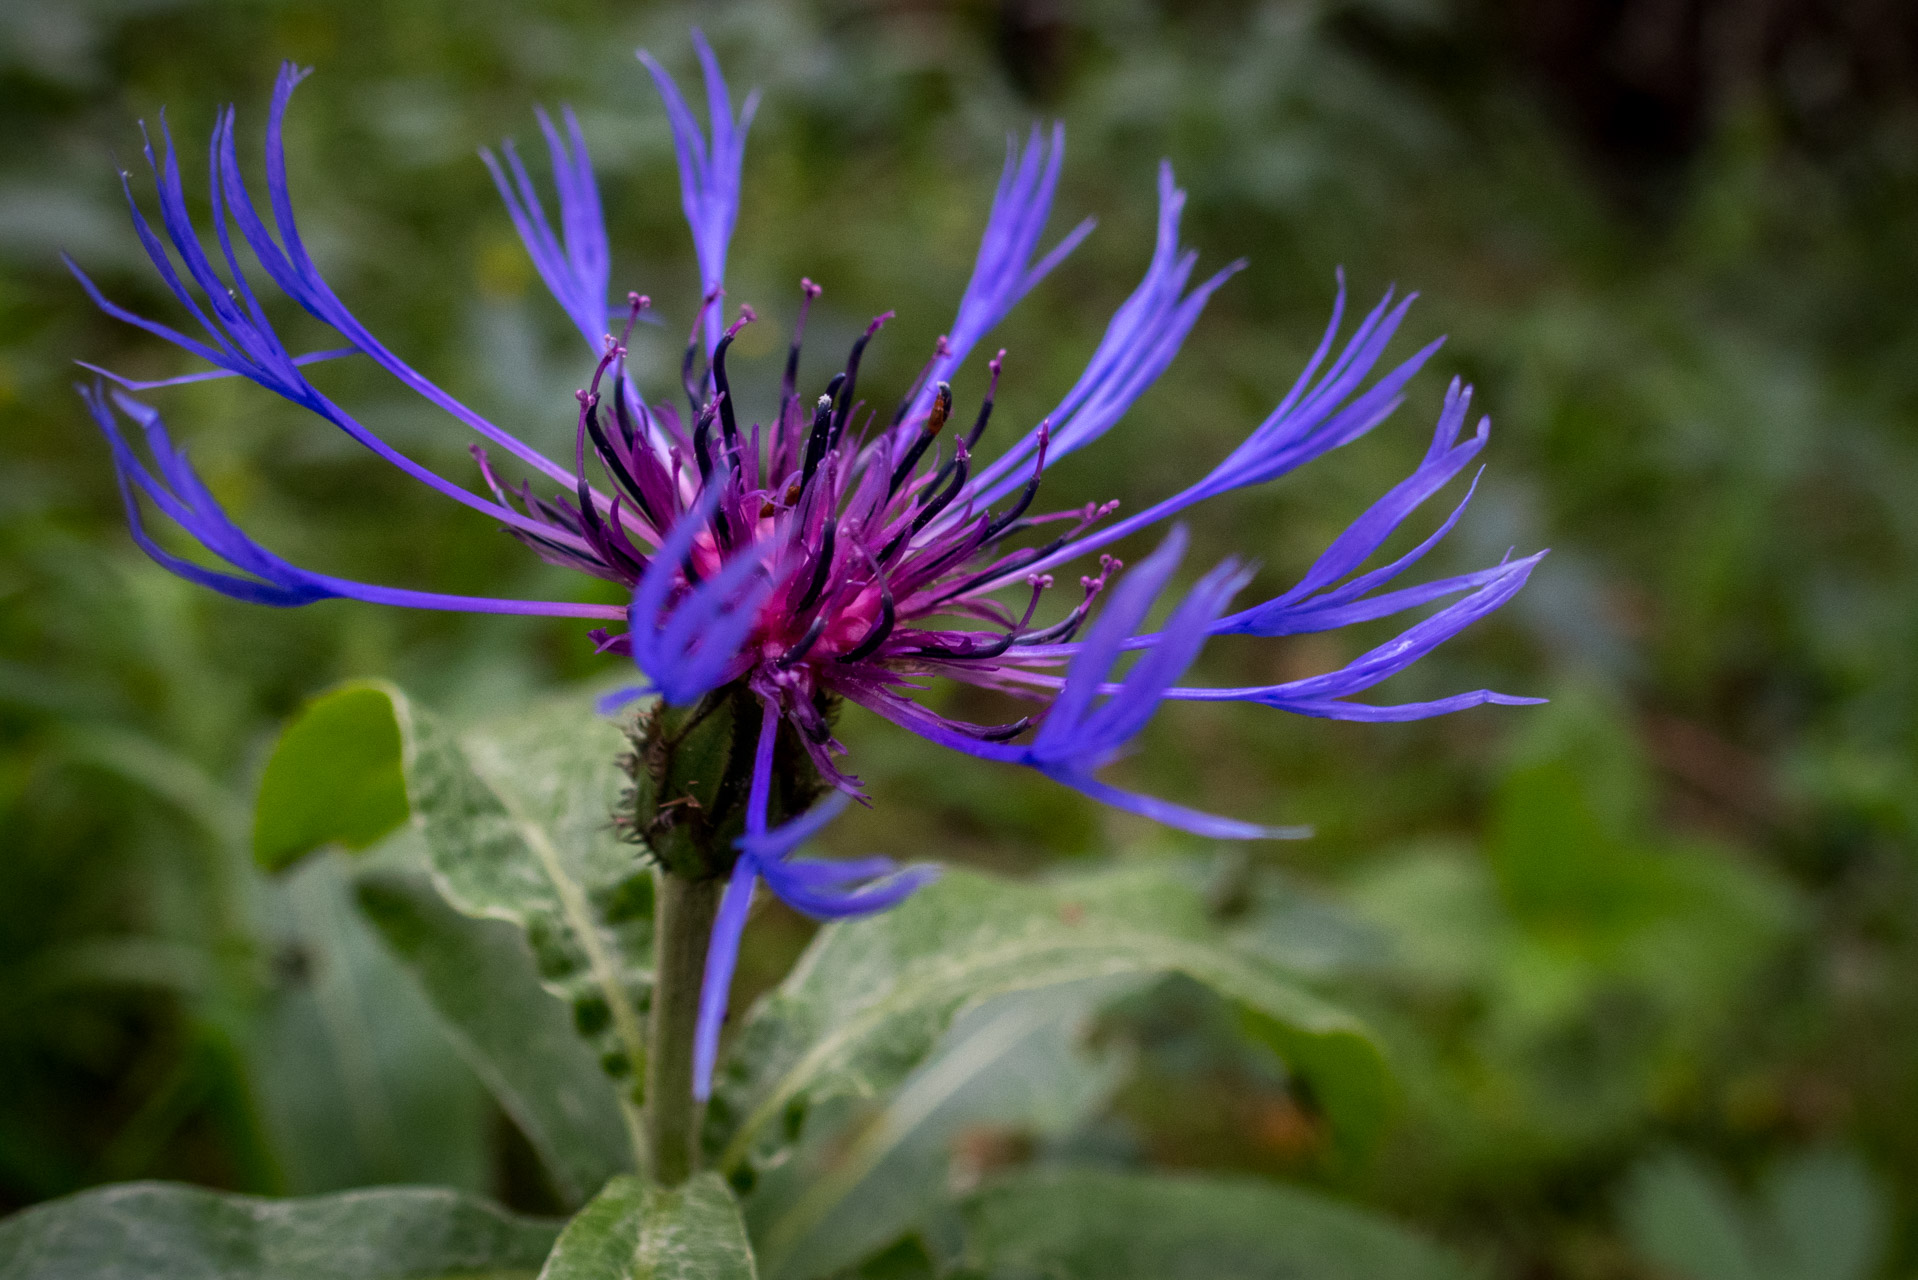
[3,1,1916,1275]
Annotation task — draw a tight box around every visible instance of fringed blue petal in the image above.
[969,163,1233,502]
[904,122,1095,425]
[80,386,620,620]
[1166,552,1546,717]
[482,105,616,349]
[638,29,757,356]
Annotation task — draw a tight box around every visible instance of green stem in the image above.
[644,869,721,1185]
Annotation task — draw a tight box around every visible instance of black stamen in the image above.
[887,380,951,498]
[837,575,896,663]
[585,408,656,528]
[712,334,742,457]
[793,519,837,613]
[973,716,1033,742]
[880,451,969,563]
[800,392,835,490]
[692,401,718,480]
[782,279,820,408]
[982,471,1043,542]
[928,370,1005,491]
[775,614,828,668]
[829,314,891,447]
[907,629,1016,661]
[1015,604,1091,646]
[930,533,1073,605]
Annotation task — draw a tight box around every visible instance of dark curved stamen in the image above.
[692,400,719,480]
[837,573,896,664]
[588,392,659,527]
[611,374,640,449]
[829,313,892,448]
[799,392,835,491]
[882,449,974,564]
[782,279,821,409]
[793,518,837,613]
[712,308,755,458]
[973,716,1034,742]
[982,422,1049,542]
[775,613,828,668]
[964,351,1005,450]
[880,449,969,564]
[926,352,1004,493]
[682,287,722,417]
[929,531,1077,606]
[887,381,951,498]
[1014,603,1092,646]
[907,628,1015,661]
[890,334,951,427]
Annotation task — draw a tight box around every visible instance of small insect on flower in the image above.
[72,32,1543,1098]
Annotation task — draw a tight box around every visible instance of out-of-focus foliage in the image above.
[2,0,1915,1275]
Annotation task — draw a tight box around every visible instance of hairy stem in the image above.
[644,869,722,1185]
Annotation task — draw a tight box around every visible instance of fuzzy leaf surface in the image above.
[355,869,632,1207]
[956,1169,1475,1280]
[538,1174,757,1280]
[254,681,655,1169]
[709,864,1388,1176]
[0,1181,559,1280]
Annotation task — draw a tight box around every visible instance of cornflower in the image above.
[71,33,1542,1104]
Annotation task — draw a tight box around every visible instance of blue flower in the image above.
[74,32,1545,1100]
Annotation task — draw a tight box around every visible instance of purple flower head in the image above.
[74,38,1543,1098]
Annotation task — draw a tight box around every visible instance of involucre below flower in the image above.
[72,30,1543,1099]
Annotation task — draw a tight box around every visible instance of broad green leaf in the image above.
[253,681,411,870]
[355,869,632,1207]
[748,980,1136,1280]
[0,1181,559,1280]
[956,1169,1476,1280]
[1620,1152,1764,1280]
[247,853,491,1194]
[539,1174,757,1280]
[253,681,656,1161]
[404,690,655,1120]
[709,865,1389,1178]
[1620,1148,1889,1280]
[1763,1149,1887,1280]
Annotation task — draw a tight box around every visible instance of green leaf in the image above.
[0,1181,559,1280]
[247,853,491,1194]
[1620,1148,1890,1280]
[254,681,656,1174]
[956,1169,1477,1280]
[538,1174,757,1280]
[747,980,1135,1280]
[355,869,632,1207]
[403,690,655,1119]
[710,865,1389,1179]
[253,681,411,871]
[1620,1152,1765,1280]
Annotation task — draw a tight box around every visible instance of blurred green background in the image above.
[3,0,1916,1274]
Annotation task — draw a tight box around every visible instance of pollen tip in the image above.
[866,310,895,335]
[801,277,821,297]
